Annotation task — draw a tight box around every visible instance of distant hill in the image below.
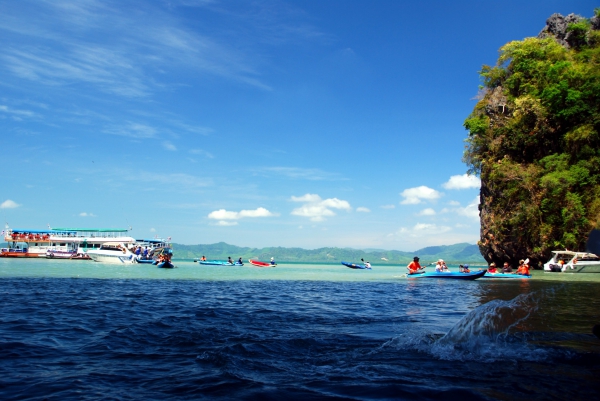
[171,242,486,264]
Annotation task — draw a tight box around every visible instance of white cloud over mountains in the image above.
[290,193,351,222]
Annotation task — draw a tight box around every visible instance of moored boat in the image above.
[407,269,486,280]
[1,226,137,259]
[86,242,136,264]
[341,261,371,269]
[543,250,600,273]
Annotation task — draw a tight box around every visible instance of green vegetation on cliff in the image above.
[464,10,600,267]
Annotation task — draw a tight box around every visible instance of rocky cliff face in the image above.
[470,11,600,269]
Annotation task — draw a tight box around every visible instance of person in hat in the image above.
[270,257,276,266]
[488,262,498,273]
[517,259,531,275]
[459,264,471,273]
[407,256,424,274]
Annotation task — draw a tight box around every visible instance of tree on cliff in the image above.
[463,10,600,268]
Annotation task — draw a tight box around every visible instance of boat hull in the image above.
[341,261,371,269]
[87,252,136,264]
[157,261,175,268]
[482,272,531,279]
[249,259,276,267]
[408,270,486,280]
[46,251,77,259]
[198,261,243,266]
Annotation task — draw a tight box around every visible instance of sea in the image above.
[1,258,599,400]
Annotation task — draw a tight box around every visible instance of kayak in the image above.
[341,261,371,270]
[482,272,531,279]
[198,260,244,266]
[135,259,154,264]
[407,270,486,280]
[249,259,276,267]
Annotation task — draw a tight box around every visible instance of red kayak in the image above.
[249,259,276,267]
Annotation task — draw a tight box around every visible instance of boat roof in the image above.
[136,239,169,244]
[101,242,130,246]
[52,228,129,232]
[12,229,70,234]
[551,250,598,257]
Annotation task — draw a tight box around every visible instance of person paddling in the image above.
[407,256,424,274]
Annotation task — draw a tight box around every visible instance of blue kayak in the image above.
[341,261,371,269]
[482,272,531,279]
[198,260,244,266]
[408,270,486,280]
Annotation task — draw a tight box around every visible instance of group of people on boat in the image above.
[6,232,51,241]
[407,256,531,275]
[487,259,531,275]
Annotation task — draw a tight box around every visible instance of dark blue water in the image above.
[1,277,599,400]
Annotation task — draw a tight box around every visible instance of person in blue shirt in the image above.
[270,257,276,265]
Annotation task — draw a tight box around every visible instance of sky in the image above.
[0,0,597,251]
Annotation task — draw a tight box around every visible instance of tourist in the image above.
[238,257,243,264]
[228,256,233,264]
[517,259,531,275]
[460,264,471,273]
[201,255,207,261]
[502,262,512,273]
[270,257,276,265]
[488,263,498,273]
[407,256,424,274]
[365,261,372,268]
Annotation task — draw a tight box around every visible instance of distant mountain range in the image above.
[172,242,486,264]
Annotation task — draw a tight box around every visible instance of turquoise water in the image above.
[3,258,600,282]
[1,258,599,400]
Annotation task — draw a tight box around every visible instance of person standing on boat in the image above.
[407,256,424,274]
[517,259,531,275]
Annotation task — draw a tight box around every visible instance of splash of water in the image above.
[430,292,549,362]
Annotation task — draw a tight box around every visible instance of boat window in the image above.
[60,243,66,246]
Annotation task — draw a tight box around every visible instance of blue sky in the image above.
[1,0,596,250]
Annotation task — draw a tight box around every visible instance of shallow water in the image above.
[1,258,599,400]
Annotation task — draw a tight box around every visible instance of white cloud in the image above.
[447,200,460,206]
[1,200,20,209]
[356,207,370,213]
[163,141,177,151]
[79,212,96,217]
[104,122,157,139]
[400,186,441,205]
[150,228,156,232]
[207,207,277,227]
[442,174,481,190]
[380,204,396,209]
[290,193,351,222]
[189,149,214,158]
[417,208,436,216]
[456,196,480,220]
[214,220,238,226]
[391,223,452,238]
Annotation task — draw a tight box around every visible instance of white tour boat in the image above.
[543,250,600,273]
[85,242,137,264]
[1,226,136,259]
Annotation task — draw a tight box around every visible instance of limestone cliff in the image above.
[464,10,600,268]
